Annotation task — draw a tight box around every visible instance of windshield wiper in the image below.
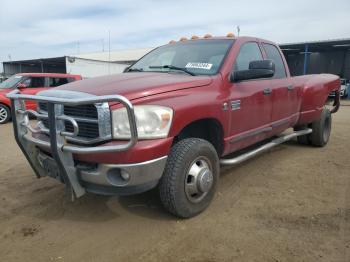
[149,65,195,76]
[126,67,144,72]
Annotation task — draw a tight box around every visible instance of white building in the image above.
[2,47,154,78]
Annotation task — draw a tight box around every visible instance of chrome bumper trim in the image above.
[79,156,168,187]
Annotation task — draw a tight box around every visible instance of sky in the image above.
[1,0,350,67]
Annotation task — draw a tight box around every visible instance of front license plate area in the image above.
[38,152,63,182]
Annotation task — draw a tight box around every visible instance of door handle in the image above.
[287,85,294,91]
[263,88,272,95]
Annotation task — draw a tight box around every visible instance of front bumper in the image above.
[79,156,167,195]
[37,150,167,196]
[6,89,166,198]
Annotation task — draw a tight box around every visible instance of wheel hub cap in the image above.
[197,169,213,193]
[185,157,214,203]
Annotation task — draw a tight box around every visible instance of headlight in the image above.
[112,105,173,139]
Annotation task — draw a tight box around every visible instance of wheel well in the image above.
[0,102,10,109]
[174,118,224,156]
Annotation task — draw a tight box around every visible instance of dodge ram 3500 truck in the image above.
[7,35,340,218]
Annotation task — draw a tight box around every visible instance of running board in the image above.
[220,128,313,166]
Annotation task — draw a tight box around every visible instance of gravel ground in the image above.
[0,103,349,262]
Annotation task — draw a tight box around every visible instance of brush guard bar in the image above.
[7,89,138,198]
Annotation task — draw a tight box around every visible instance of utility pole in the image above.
[108,30,111,75]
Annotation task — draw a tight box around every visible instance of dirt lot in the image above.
[0,104,349,262]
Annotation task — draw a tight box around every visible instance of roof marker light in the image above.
[169,40,176,44]
[191,35,199,40]
[226,32,235,38]
[179,37,188,41]
[203,34,213,38]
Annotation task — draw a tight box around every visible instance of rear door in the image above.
[262,43,299,130]
[228,42,273,149]
[19,76,47,110]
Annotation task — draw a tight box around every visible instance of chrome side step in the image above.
[220,129,313,166]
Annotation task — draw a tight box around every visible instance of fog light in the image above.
[121,170,130,181]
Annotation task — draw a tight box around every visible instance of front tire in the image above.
[159,138,219,218]
[0,104,11,124]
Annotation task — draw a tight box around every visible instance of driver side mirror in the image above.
[230,59,275,82]
[17,83,28,89]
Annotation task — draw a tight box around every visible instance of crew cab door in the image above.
[18,76,47,110]
[261,43,299,131]
[227,42,273,150]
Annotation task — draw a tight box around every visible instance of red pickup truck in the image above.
[7,35,340,218]
[0,73,82,124]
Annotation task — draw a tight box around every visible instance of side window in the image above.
[49,77,69,87]
[262,43,287,79]
[234,42,263,71]
[21,78,31,87]
[27,77,45,88]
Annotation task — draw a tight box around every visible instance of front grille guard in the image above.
[7,89,138,199]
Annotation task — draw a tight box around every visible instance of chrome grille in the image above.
[64,105,98,119]
[39,103,102,141]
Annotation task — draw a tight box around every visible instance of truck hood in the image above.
[54,72,213,100]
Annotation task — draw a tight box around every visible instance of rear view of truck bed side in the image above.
[295,73,340,125]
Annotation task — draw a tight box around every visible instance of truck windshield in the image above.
[0,75,23,89]
[128,39,234,76]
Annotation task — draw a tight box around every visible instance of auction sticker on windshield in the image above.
[185,62,213,70]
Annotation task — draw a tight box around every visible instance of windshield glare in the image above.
[0,75,23,89]
[129,39,234,76]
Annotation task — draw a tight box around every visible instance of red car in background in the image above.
[0,73,82,124]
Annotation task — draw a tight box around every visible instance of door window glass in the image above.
[234,42,263,71]
[262,43,287,79]
[49,77,69,87]
[26,77,45,88]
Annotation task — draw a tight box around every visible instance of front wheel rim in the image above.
[0,107,8,123]
[185,156,214,204]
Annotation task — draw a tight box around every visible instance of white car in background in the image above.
[329,78,348,98]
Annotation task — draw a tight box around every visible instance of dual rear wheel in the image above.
[295,108,332,147]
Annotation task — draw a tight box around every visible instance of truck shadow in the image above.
[117,188,175,221]
[28,186,173,222]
